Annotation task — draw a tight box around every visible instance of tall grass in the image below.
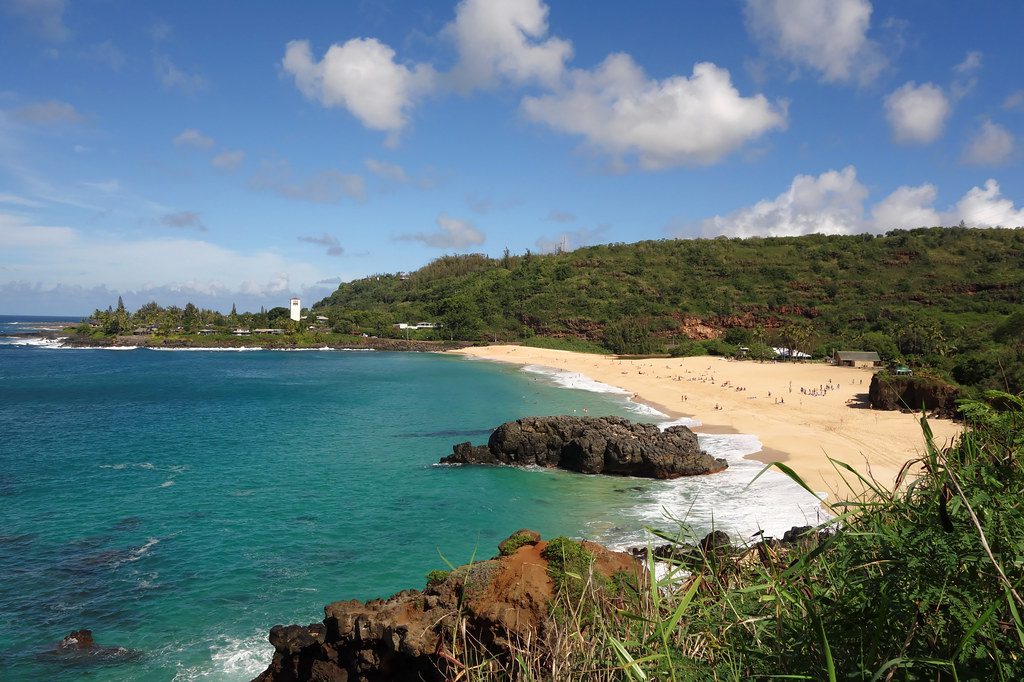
[448,391,1024,680]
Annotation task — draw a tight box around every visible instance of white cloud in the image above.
[12,100,83,124]
[84,41,126,70]
[1004,90,1024,112]
[399,213,484,248]
[4,0,68,43]
[212,149,245,171]
[695,168,1024,237]
[282,38,436,136]
[743,0,885,84]
[365,158,408,182]
[871,184,941,230]
[548,209,575,223]
[0,192,45,208]
[0,211,76,247]
[961,119,1015,166]
[444,0,572,91]
[951,179,1024,227]
[155,54,208,94]
[884,81,950,144]
[523,57,786,169]
[250,160,366,203]
[173,128,215,149]
[700,166,867,237]
[950,50,982,100]
[80,179,121,194]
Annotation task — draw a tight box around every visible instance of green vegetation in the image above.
[425,569,451,587]
[497,531,538,556]
[451,392,1024,680]
[313,227,1024,394]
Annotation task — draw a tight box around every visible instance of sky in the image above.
[1,0,1022,315]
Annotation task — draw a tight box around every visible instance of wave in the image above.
[171,632,273,681]
[521,365,630,395]
[601,433,829,551]
[0,336,66,348]
[147,347,263,352]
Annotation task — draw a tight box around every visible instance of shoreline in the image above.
[450,345,962,499]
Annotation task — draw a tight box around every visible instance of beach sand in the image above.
[451,345,962,500]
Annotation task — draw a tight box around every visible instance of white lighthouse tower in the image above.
[289,297,301,322]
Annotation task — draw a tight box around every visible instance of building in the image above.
[393,322,441,330]
[773,347,811,360]
[290,297,301,322]
[834,351,882,368]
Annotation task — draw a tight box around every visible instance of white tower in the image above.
[290,297,301,322]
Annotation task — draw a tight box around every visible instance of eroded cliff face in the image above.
[253,531,639,682]
[439,415,727,478]
[868,374,958,415]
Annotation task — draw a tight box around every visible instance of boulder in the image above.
[254,532,640,682]
[440,416,727,479]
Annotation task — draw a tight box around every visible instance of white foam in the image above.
[172,632,274,681]
[658,416,703,429]
[603,433,829,550]
[0,336,66,348]
[160,480,175,488]
[521,364,631,395]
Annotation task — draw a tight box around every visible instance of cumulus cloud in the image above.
[961,119,1015,166]
[173,128,215,149]
[444,0,572,90]
[700,166,867,237]
[365,158,408,182]
[694,167,1024,236]
[160,211,206,231]
[298,233,344,256]
[535,224,608,253]
[282,38,436,137]
[884,81,950,144]
[4,0,68,42]
[12,100,83,124]
[212,149,245,171]
[744,0,885,84]
[871,184,941,230]
[283,0,782,167]
[523,57,786,169]
[250,160,366,204]
[398,213,484,248]
[548,209,575,223]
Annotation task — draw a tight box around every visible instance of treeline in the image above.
[84,298,299,335]
[313,227,1024,394]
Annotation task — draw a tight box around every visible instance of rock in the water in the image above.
[45,629,142,665]
[440,415,726,479]
[59,630,95,650]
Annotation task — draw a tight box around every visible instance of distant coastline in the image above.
[24,330,472,353]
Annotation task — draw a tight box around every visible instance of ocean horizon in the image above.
[1,317,823,680]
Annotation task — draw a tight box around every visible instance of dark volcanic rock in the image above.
[254,531,640,682]
[440,415,726,479]
[868,374,958,415]
[44,629,142,666]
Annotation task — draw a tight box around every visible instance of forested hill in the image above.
[314,227,1024,390]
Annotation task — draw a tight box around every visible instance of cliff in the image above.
[439,415,727,478]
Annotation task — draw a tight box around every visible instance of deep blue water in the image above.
[0,322,822,680]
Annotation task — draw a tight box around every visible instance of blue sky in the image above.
[1,0,1022,315]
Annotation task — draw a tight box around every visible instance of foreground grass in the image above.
[449,391,1024,680]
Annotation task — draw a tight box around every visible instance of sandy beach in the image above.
[452,345,962,500]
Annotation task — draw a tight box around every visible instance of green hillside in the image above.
[314,227,1024,392]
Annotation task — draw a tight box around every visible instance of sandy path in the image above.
[450,346,962,499]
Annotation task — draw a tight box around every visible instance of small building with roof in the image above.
[833,350,882,368]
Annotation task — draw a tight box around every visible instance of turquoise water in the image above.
[0,319,823,680]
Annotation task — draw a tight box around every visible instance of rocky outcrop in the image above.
[868,374,958,415]
[254,531,639,682]
[439,415,727,479]
[42,629,142,665]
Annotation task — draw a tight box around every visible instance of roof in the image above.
[835,351,881,362]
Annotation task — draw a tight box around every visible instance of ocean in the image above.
[0,316,825,680]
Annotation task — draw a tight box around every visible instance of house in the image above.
[834,351,882,368]
[253,328,285,335]
[197,328,218,336]
[233,329,251,336]
[895,366,913,376]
